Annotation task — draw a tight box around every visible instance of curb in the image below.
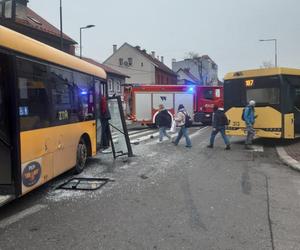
[276,146,300,172]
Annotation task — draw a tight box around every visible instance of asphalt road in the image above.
[0,127,300,250]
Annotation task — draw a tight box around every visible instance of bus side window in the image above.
[17,58,51,131]
[73,72,95,121]
[49,66,77,125]
[293,88,300,110]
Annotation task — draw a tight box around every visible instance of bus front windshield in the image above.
[225,76,281,108]
[245,76,280,106]
[246,87,280,105]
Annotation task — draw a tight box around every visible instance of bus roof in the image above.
[0,25,106,80]
[224,67,300,80]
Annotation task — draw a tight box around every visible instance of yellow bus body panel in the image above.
[0,25,106,80]
[20,121,96,195]
[226,107,282,138]
[284,113,294,139]
[224,67,300,80]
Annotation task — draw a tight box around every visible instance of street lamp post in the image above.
[60,0,63,50]
[259,39,278,67]
[80,25,95,58]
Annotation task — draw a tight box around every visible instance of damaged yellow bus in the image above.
[224,67,300,139]
[0,25,106,206]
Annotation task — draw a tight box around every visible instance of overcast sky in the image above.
[28,0,300,79]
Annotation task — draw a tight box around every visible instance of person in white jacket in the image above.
[173,104,192,148]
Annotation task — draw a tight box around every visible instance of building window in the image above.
[119,58,123,66]
[116,81,121,93]
[141,62,144,67]
[108,79,114,92]
[128,58,133,66]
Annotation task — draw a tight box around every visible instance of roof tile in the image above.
[15,7,76,43]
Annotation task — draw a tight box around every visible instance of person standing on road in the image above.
[100,95,111,149]
[244,100,256,149]
[173,104,192,148]
[207,105,231,150]
[156,104,172,143]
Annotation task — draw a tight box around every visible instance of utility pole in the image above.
[60,0,63,51]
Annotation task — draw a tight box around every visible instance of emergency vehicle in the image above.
[126,85,223,125]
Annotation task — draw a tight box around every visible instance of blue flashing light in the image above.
[80,91,88,95]
[188,87,195,93]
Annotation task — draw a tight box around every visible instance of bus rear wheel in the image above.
[75,138,88,174]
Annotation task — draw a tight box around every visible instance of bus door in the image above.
[94,79,102,150]
[292,87,300,133]
[285,76,300,134]
[0,54,13,195]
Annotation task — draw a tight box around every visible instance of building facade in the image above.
[104,43,177,85]
[0,0,77,54]
[82,57,128,97]
[172,56,219,86]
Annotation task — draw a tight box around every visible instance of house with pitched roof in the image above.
[176,68,199,85]
[0,0,76,54]
[104,43,177,85]
[172,55,219,86]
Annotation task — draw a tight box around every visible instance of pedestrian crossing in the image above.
[111,128,164,144]
[110,127,265,152]
[111,126,209,145]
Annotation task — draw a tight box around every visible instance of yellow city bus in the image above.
[224,67,300,139]
[0,25,107,205]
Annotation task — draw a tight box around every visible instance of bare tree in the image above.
[185,51,200,60]
[183,52,204,85]
[260,61,274,68]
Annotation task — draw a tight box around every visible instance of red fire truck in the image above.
[125,85,223,125]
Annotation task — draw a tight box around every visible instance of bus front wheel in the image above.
[75,138,88,174]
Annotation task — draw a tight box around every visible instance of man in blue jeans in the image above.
[244,100,256,149]
[207,105,230,150]
[156,104,172,143]
[173,104,192,148]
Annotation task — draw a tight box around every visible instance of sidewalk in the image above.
[276,139,300,172]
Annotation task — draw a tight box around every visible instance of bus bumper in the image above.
[226,128,282,138]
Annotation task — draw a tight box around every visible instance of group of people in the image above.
[156,104,192,147]
[155,100,257,149]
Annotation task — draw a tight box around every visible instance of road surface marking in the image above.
[112,129,153,137]
[144,127,209,145]
[132,131,160,143]
[0,195,12,206]
[128,129,157,139]
[0,204,47,229]
[251,145,264,152]
[112,129,154,140]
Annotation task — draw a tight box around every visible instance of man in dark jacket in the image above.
[207,105,230,150]
[156,104,172,143]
